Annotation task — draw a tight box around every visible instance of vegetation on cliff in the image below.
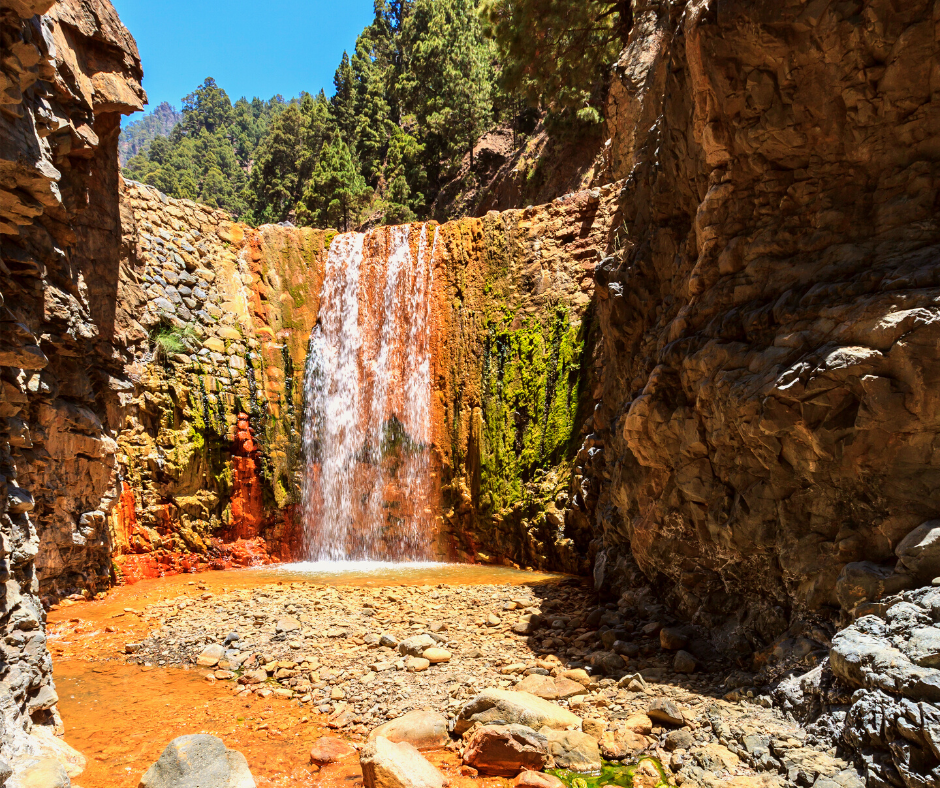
[122,0,609,228]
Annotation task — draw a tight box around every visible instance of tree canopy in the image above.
[121,0,630,228]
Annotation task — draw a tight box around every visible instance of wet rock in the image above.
[310,737,356,765]
[513,770,564,788]
[453,689,581,735]
[542,730,602,772]
[462,724,548,776]
[370,711,449,751]
[360,737,446,788]
[139,734,255,788]
[599,729,647,760]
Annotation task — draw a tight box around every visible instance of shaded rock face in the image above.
[0,0,143,772]
[585,0,940,650]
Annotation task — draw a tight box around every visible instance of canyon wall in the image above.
[0,0,143,776]
[583,0,940,653]
[106,182,621,577]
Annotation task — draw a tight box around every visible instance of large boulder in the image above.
[462,725,548,776]
[139,735,255,788]
[542,731,602,772]
[369,711,450,750]
[897,522,940,582]
[453,690,581,735]
[360,737,446,788]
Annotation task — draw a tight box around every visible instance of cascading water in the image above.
[300,224,438,562]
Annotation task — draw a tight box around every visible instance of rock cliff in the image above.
[584,0,940,653]
[0,0,143,777]
[104,180,621,579]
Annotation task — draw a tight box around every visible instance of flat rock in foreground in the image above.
[360,736,447,788]
[462,724,548,776]
[453,689,581,735]
[369,710,450,750]
[139,735,255,788]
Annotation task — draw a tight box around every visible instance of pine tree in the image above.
[177,77,236,137]
[247,93,333,224]
[331,52,358,144]
[480,0,632,121]
[299,138,372,232]
[398,0,497,182]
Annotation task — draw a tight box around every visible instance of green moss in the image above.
[476,303,591,513]
[548,759,669,788]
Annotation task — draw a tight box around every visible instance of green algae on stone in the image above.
[548,759,670,788]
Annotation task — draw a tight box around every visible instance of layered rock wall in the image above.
[0,0,143,775]
[584,0,940,652]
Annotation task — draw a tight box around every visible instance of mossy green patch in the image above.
[477,303,590,513]
[548,759,670,788]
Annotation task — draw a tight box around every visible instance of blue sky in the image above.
[113,0,376,122]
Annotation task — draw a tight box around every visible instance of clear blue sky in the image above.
[113,0,376,122]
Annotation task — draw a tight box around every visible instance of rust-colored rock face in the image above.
[108,162,622,575]
[0,0,143,768]
[587,0,940,649]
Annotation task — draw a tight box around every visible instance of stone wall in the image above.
[107,181,622,579]
[584,0,940,654]
[109,182,329,583]
[0,0,143,779]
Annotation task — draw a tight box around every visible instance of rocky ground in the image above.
[108,578,870,788]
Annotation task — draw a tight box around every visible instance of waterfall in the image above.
[300,224,438,561]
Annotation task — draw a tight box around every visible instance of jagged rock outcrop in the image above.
[822,585,940,786]
[582,0,940,652]
[0,0,143,779]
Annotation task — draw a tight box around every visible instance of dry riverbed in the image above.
[48,573,864,788]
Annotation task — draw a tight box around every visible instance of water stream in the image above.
[300,225,438,562]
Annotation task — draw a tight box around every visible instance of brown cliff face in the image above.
[586,0,940,652]
[0,0,143,771]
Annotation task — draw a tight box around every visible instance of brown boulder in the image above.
[462,724,548,776]
[310,737,356,765]
[360,737,447,788]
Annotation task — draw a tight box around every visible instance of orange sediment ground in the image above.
[48,566,558,788]
[55,658,504,788]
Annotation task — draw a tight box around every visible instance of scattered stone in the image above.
[421,648,451,664]
[513,770,565,788]
[454,689,581,735]
[543,730,602,772]
[310,737,356,765]
[673,650,696,674]
[399,635,436,657]
[139,735,255,788]
[195,644,224,667]
[462,724,549,776]
[647,698,685,727]
[360,737,447,788]
[370,711,449,751]
[406,657,430,672]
